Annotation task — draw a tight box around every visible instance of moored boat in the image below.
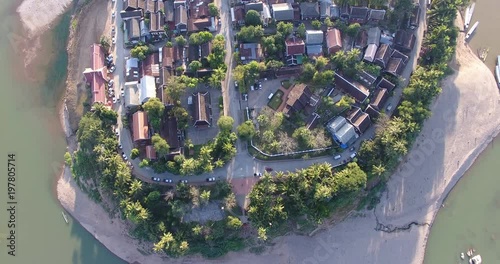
[61,211,69,224]
[495,65,500,86]
[464,2,476,29]
[469,254,482,264]
[465,21,479,40]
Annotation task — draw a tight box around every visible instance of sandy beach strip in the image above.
[55,8,500,264]
[17,0,72,37]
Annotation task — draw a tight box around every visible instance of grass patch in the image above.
[281,80,292,89]
[267,90,284,110]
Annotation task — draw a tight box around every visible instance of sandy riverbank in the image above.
[17,0,72,38]
[54,8,500,264]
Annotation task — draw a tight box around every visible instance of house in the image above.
[346,107,372,134]
[369,88,389,111]
[193,92,212,128]
[132,111,150,143]
[320,1,331,19]
[377,77,395,92]
[385,58,405,77]
[368,9,386,23]
[240,43,262,63]
[282,83,314,116]
[175,5,188,32]
[231,6,246,27]
[391,49,409,64]
[162,46,174,69]
[261,3,272,26]
[394,30,416,52]
[349,6,369,24]
[125,57,140,81]
[326,28,342,55]
[142,53,160,77]
[363,43,378,62]
[334,73,370,103]
[188,17,215,33]
[120,10,143,20]
[272,3,294,21]
[200,41,213,59]
[340,5,350,20]
[188,44,200,62]
[83,44,107,105]
[245,2,264,12]
[306,45,323,57]
[367,27,381,46]
[357,70,377,87]
[285,37,305,56]
[139,75,156,103]
[149,12,166,38]
[161,106,181,151]
[354,29,368,49]
[330,3,340,19]
[124,81,141,108]
[374,43,393,69]
[300,2,320,20]
[305,30,324,45]
[365,104,380,119]
[326,116,359,148]
[125,18,142,43]
[164,1,175,22]
[145,145,157,160]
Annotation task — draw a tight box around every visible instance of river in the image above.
[0,1,124,263]
[424,0,500,263]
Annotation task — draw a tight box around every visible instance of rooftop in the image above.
[132,111,149,142]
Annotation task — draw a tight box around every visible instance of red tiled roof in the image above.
[326,28,342,54]
[133,111,149,141]
[285,37,305,56]
[84,44,107,104]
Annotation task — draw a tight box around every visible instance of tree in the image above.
[189,31,213,45]
[152,134,170,158]
[143,97,165,131]
[315,56,329,70]
[292,126,314,149]
[227,216,243,229]
[237,25,264,42]
[165,41,173,48]
[208,3,219,17]
[372,164,386,177]
[311,20,322,30]
[346,23,361,38]
[257,227,268,241]
[266,60,284,70]
[324,17,334,28]
[208,67,226,88]
[245,10,261,26]
[237,120,256,140]
[336,162,367,194]
[188,60,202,73]
[277,22,293,37]
[131,148,140,159]
[335,95,355,108]
[130,45,149,60]
[64,152,72,166]
[175,35,187,47]
[139,159,149,168]
[217,116,234,132]
[200,190,211,205]
[224,193,237,210]
[153,232,175,252]
[100,36,110,51]
[171,106,190,129]
[297,23,306,39]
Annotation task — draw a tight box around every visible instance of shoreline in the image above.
[51,5,500,264]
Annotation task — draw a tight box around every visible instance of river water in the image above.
[0,1,124,263]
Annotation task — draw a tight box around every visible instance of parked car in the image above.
[112,11,115,18]
[256,82,262,89]
[121,152,128,161]
[334,155,341,160]
[242,93,248,101]
[109,65,116,73]
[267,93,274,100]
[151,177,161,182]
[350,152,357,159]
[112,97,117,104]
[111,26,115,33]
[349,146,355,152]
[112,37,116,45]
[108,79,114,87]
[120,90,125,97]
[234,81,238,88]
[163,179,173,183]
[265,167,273,172]
[118,144,122,149]
[179,179,188,184]
[206,177,216,182]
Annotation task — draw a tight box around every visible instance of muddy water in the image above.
[0,1,124,263]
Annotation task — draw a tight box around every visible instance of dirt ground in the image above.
[65,0,113,133]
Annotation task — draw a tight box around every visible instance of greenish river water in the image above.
[0,1,125,263]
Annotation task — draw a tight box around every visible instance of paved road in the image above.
[109,0,427,185]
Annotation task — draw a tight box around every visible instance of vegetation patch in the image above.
[281,80,292,89]
[267,90,284,110]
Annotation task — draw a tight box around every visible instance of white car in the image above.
[121,90,125,97]
[112,11,115,18]
[112,37,116,45]
[334,155,341,160]
[112,97,117,104]
[109,65,116,73]
[108,80,114,87]
[121,152,128,161]
[206,177,216,182]
[350,152,357,159]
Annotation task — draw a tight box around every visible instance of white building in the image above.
[139,75,156,104]
[124,81,140,108]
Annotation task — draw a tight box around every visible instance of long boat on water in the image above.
[464,2,476,29]
[465,21,479,40]
[496,56,500,87]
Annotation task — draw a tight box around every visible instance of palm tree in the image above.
[372,164,386,177]
[128,179,143,196]
[200,190,211,205]
[224,193,237,210]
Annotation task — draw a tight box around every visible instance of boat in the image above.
[61,211,69,224]
[464,2,476,29]
[465,21,479,40]
[467,249,473,257]
[460,252,465,260]
[496,60,500,87]
[478,47,489,62]
[469,255,482,264]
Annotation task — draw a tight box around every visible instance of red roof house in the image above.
[326,28,342,55]
[83,44,107,105]
[285,37,305,56]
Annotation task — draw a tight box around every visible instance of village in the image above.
[82,0,422,181]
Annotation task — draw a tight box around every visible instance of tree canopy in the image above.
[245,10,262,26]
[143,98,165,131]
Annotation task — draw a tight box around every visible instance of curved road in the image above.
[109,0,427,185]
